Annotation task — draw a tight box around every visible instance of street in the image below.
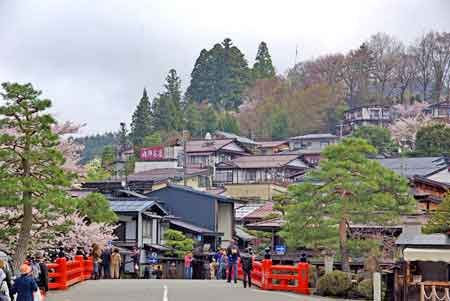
[46,280,345,301]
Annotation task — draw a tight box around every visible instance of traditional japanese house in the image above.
[214,154,309,201]
[146,184,235,249]
[288,133,338,151]
[341,105,391,135]
[395,227,450,301]
[257,141,289,155]
[185,138,250,169]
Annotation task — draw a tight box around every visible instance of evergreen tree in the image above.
[217,112,240,134]
[253,41,276,80]
[186,38,250,110]
[143,132,162,147]
[201,105,218,134]
[101,146,116,173]
[130,88,153,147]
[281,138,414,272]
[423,193,450,234]
[0,83,78,270]
[184,103,203,137]
[415,124,450,156]
[153,69,183,132]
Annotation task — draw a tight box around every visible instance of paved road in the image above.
[46,280,349,301]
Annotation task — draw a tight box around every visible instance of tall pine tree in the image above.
[130,88,153,147]
[253,41,276,80]
[153,69,183,132]
[185,38,250,111]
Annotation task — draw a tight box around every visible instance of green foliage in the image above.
[316,271,352,297]
[270,108,289,139]
[153,70,183,132]
[280,138,415,270]
[423,193,450,234]
[201,105,218,134]
[355,279,373,299]
[101,146,116,173]
[85,158,111,181]
[76,192,118,224]
[143,132,162,147]
[163,229,194,258]
[186,38,251,110]
[352,126,397,155]
[347,239,382,259]
[184,103,203,137]
[415,124,450,156]
[217,112,240,135]
[130,88,153,147]
[0,82,78,269]
[74,133,116,164]
[252,41,276,80]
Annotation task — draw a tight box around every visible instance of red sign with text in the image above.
[140,146,164,161]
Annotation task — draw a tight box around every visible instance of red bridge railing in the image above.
[47,255,93,290]
[237,259,310,295]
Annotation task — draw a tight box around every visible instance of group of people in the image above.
[91,244,122,280]
[184,240,254,288]
[0,252,49,301]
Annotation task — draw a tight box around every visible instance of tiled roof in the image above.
[235,204,264,220]
[169,219,221,235]
[223,155,300,169]
[128,168,208,182]
[244,202,275,219]
[109,200,157,213]
[376,157,442,178]
[186,139,234,153]
[214,131,257,145]
[290,133,337,140]
[245,217,285,229]
[257,141,288,148]
[396,233,450,246]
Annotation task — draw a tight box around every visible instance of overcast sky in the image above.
[1,0,450,135]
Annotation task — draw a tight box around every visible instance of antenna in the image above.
[295,44,299,66]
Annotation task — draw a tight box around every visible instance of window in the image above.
[215,171,233,183]
[245,170,257,182]
[190,155,209,165]
[199,175,211,187]
[142,219,153,238]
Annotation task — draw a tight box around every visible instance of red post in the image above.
[261,259,272,290]
[297,262,310,295]
[75,256,84,281]
[56,257,68,290]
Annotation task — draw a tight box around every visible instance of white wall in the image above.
[135,160,178,172]
[218,203,233,247]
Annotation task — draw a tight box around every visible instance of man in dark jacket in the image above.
[240,248,253,288]
[36,252,49,293]
[101,247,112,279]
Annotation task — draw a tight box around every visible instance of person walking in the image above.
[35,252,49,295]
[110,249,122,279]
[11,264,39,301]
[152,266,163,279]
[184,252,193,279]
[240,247,253,288]
[101,247,112,279]
[91,243,102,280]
[218,249,228,280]
[0,260,11,301]
[226,240,240,284]
[209,259,217,280]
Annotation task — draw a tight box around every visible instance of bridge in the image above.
[46,279,337,301]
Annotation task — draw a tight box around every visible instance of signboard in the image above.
[275,245,286,255]
[140,146,164,161]
[148,257,158,264]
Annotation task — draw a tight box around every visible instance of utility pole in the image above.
[183,130,188,186]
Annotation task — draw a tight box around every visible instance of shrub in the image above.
[316,270,352,297]
[356,279,373,299]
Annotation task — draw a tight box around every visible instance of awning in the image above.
[404,248,450,263]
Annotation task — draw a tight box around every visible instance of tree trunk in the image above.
[339,218,350,273]
[12,195,33,273]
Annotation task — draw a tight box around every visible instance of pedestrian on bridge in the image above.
[240,248,253,288]
[226,240,240,284]
[110,249,122,279]
[218,249,227,280]
[11,264,39,301]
